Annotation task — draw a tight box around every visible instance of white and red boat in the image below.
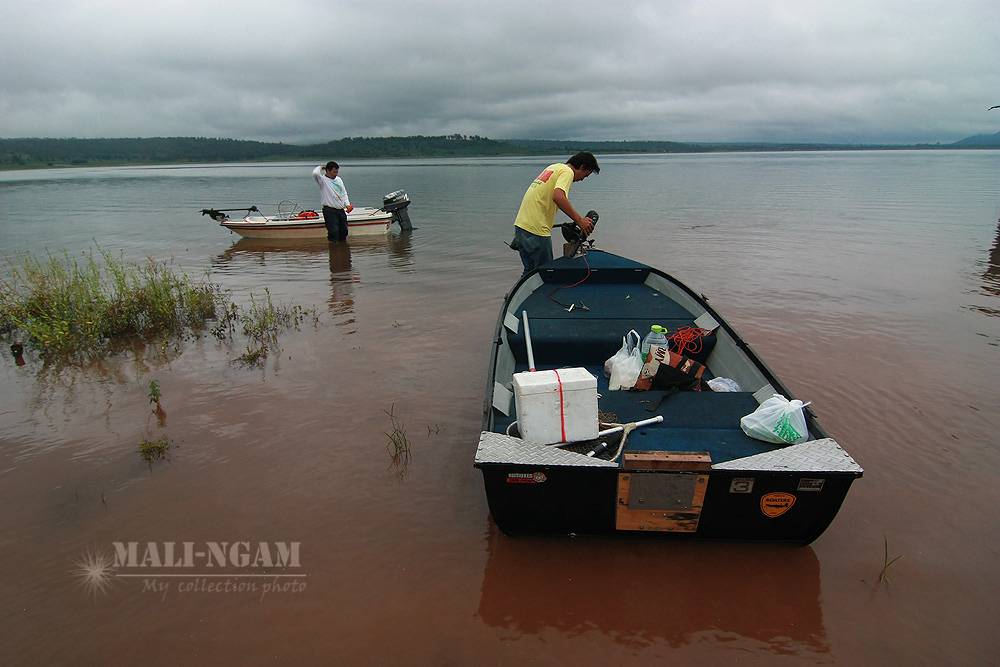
[202,191,412,239]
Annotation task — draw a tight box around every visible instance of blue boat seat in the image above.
[507,280,717,367]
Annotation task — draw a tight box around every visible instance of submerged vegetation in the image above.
[384,405,412,479]
[878,535,904,586]
[217,288,319,368]
[1,248,321,474]
[138,435,170,471]
[0,247,316,369]
[0,248,220,363]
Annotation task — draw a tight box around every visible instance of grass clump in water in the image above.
[138,435,170,471]
[878,534,904,586]
[216,287,318,367]
[384,404,412,479]
[0,247,317,370]
[0,247,223,364]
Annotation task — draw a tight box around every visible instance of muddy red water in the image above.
[1,153,998,664]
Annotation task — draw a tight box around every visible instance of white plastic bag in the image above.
[608,330,643,390]
[740,394,810,444]
[708,377,742,392]
[605,329,640,377]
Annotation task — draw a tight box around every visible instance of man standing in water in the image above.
[512,151,600,274]
[312,161,353,242]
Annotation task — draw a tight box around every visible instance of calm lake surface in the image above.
[1,152,998,665]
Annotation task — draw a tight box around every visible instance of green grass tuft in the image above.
[878,534,904,586]
[1,246,318,371]
[384,404,412,479]
[138,435,170,471]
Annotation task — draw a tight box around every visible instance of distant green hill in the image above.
[951,131,1000,147]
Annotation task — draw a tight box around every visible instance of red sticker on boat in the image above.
[507,472,547,484]
[760,492,796,518]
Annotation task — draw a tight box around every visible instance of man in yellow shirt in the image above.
[513,151,600,274]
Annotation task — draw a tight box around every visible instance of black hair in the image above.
[567,151,599,174]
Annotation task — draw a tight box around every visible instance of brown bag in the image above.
[633,345,709,391]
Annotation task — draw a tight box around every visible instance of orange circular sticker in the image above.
[760,492,796,518]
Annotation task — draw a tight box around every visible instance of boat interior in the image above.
[487,251,813,465]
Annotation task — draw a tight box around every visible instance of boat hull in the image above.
[220,208,393,239]
[477,444,859,543]
[475,250,862,544]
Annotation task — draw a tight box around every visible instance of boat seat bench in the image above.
[507,279,718,365]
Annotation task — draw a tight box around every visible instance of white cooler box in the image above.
[512,367,599,445]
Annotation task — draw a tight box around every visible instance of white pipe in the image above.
[522,310,536,372]
[549,415,665,448]
[598,415,664,437]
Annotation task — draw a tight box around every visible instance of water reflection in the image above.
[327,242,358,333]
[215,237,332,262]
[211,232,416,331]
[214,232,414,267]
[477,522,829,657]
[982,218,1000,302]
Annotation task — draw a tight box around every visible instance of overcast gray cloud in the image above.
[1,0,998,144]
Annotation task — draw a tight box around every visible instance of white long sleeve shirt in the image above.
[312,166,351,209]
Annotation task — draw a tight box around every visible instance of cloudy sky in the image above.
[2,0,998,144]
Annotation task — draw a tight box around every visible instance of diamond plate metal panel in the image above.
[475,431,618,467]
[712,437,863,473]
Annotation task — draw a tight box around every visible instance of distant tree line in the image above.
[2,132,995,169]
[0,135,755,169]
[0,137,297,167]
[0,135,532,168]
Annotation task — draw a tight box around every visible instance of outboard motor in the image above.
[382,190,413,231]
[561,210,599,258]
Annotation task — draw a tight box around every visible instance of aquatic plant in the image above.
[0,247,318,371]
[147,379,162,408]
[878,534,904,585]
[138,435,170,471]
[221,287,318,367]
[0,247,224,363]
[384,404,411,479]
[147,378,166,427]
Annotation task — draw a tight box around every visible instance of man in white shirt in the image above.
[312,161,353,241]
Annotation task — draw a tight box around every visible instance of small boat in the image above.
[201,190,412,239]
[475,242,862,544]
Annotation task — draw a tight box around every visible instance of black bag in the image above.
[633,346,710,392]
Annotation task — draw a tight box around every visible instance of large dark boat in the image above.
[475,246,862,544]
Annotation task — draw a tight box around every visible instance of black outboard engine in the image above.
[382,190,412,231]
[561,210,599,257]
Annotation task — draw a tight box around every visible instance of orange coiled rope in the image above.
[668,326,712,356]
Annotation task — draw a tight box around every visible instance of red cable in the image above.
[668,326,712,356]
[548,252,592,303]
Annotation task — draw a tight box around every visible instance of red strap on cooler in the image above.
[554,369,567,443]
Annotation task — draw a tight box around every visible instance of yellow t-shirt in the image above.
[514,163,574,237]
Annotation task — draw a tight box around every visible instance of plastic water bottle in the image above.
[641,325,668,358]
